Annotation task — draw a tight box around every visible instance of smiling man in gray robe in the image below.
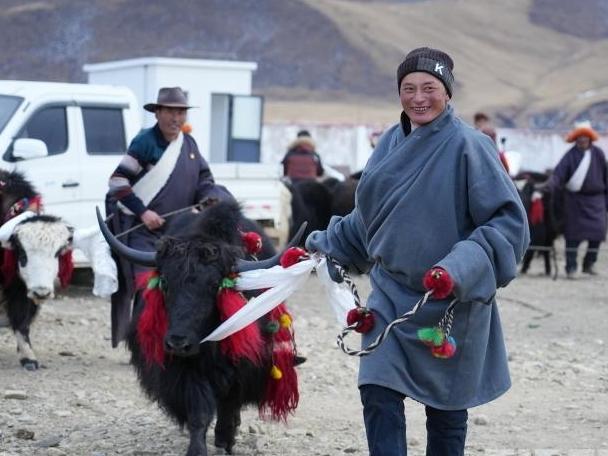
[306,48,529,456]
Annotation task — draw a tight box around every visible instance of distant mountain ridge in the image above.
[1,0,607,131]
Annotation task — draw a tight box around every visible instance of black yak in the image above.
[97,201,305,456]
[516,172,563,276]
[287,174,359,243]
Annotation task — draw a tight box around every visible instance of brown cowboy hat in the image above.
[566,120,600,143]
[143,87,196,112]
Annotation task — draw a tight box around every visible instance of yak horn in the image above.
[236,222,307,272]
[96,207,156,267]
[0,210,37,242]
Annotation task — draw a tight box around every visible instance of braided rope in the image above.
[337,290,434,356]
[437,299,457,337]
[327,257,361,307]
[329,257,461,357]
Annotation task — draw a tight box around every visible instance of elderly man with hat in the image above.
[306,47,529,455]
[105,87,233,346]
[549,121,607,278]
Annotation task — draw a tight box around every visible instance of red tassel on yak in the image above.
[1,248,18,287]
[260,303,299,421]
[135,271,168,368]
[58,250,74,288]
[529,197,544,226]
[217,276,264,365]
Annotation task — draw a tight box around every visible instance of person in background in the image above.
[105,86,233,346]
[548,121,607,278]
[281,129,324,182]
[306,47,529,456]
[474,111,510,173]
[473,111,490,130]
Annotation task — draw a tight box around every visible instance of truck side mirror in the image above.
[12,138,49,160]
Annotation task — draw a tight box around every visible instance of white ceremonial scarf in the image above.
[566,148,591,193]
[119,132,184,215]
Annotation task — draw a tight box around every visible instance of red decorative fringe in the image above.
[1,248,18,287]
[423,267,454,299]
[241,231,263,255]
[260,304,299,421]
[1,248,73,288]
[280,247,307,268]
[529,198,544,225]
[58,250,74,288]
[136,271,168,368]
[217,287,264,365]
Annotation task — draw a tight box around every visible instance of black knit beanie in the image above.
[396,47,455,97]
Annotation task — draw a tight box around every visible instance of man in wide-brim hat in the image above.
[105,86,233,346]
[549,121,607,277]
[143,86,195,113]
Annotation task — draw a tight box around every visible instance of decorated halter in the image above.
[135,230,299,421]
[3,194,43,223]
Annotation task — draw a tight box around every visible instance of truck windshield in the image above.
[0,95,24,134]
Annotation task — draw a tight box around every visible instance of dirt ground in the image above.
[1,239,607,456]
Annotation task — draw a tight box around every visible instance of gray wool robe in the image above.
[306,105,530,410]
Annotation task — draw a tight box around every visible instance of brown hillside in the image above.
[0,0,607,131]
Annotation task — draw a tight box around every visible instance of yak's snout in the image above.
[164,333,199,356]
[28,286,54,300]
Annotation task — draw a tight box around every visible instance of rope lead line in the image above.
[329,257,458,357]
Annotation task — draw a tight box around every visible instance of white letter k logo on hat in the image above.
[434,63,444,75]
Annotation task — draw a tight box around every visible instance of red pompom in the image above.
[241,231,263,255]
[431,336,457,359]
[422,267,454,299]
[346,307,375,334]
[280,247,307,268]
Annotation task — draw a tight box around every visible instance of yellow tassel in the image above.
[270,365,283,380]
[279,314,292,328]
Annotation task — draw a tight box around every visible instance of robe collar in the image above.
[399,105,454,138]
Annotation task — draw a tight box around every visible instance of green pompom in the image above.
[265,321,280,334]
[147,276,160,289]
[417,327,445,346]
[219,277,237,289]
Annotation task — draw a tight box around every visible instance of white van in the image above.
[0,81,140,230]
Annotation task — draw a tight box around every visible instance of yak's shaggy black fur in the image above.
[125,201,286,456]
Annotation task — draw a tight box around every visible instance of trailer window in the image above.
[0,95,24,134]
[82,107,126,155]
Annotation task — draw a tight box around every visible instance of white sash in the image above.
[119,132,184,215]
[565,148,591,192]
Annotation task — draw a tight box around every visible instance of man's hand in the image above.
[140,210,165,230]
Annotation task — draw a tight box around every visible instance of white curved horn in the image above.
[0,210,37,242]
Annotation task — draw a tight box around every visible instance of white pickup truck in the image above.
[0,80,290,264]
